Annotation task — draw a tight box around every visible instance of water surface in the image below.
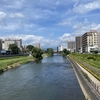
[0,55,85,100]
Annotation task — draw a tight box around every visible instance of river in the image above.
[0,55,85,100]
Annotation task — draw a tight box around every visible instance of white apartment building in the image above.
[2,38,22,51]
[82,30,98,53]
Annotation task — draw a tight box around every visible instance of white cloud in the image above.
[0,34,60,48]
[0,33,75,48]
[0,11,6,19]
[0,23,20,30]
[73,1,100,14]
[73,19,100,36]
[58,19,71,26]
[58,33,71,42]
[58,16,77,26]
[9,13,25,18]
[6,1,24,9]
[0,11,6,25]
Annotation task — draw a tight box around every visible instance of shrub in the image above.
[87,56,96,60]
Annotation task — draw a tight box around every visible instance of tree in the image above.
[62,49,70,57]
[32,47,43,60]
[26,45,34,52]
[46,48,54,56]
[8,44,20,54]
[90,50,98,54]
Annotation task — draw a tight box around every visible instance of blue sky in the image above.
[0,0,100,49]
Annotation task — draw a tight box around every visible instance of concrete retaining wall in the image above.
[67,56,100,100]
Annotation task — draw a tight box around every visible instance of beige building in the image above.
[67,40,75,52]
[2,38,22,51]
[75,36,82,53]
[34,43,41,48]
[82,30,98,53]
[98,31,100,52]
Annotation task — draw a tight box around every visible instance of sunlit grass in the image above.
[0,56,34,70]
[69,53,100,80]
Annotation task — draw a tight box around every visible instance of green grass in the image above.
[69,53,100,80]
[0,56,34,71]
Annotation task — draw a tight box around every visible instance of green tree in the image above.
[32,47,43,60]
[26,45,34,52]
[8,44,20,54]
[46,48,54,56]
[90,50,98,54]
[62,49,70,57]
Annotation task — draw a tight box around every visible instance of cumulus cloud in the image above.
[0,34,61,48]
[73,19,100,36]
[0,0,100,49]
[0,33,75,48]
[58,33,71,42]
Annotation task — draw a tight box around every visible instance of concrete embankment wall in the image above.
[67,56,100,100]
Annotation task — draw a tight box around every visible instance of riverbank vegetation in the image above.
[0,56,34,73]
[0,45,54,73]
[32,47,43,60]
[62,49,70,57]
[69,53,100,80]
[45,48,54,56]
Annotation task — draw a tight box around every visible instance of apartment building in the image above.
[0,39,2,52]
[82,30,98,53]
[67,40,75,52]
[98,31,100,52]
[2,38,22,50]
[75,36,82,53]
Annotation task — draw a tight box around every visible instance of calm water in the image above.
[0,55,85,100]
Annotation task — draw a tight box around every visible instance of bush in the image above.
[32,47,43,60]
[87,56,95,60]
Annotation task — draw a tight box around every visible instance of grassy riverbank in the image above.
[0,56,35,73]
[69,53,100,80]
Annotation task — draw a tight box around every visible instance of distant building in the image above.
[75,36,82,53]
[67,40,75,52]
[98,31,100,52]
[2,38,22,51]
[57,45,67,52]
[82,30,98,53]
[34,43,41,48]
[0,39,2,53]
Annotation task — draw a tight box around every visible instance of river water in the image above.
[0,55,85,100]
